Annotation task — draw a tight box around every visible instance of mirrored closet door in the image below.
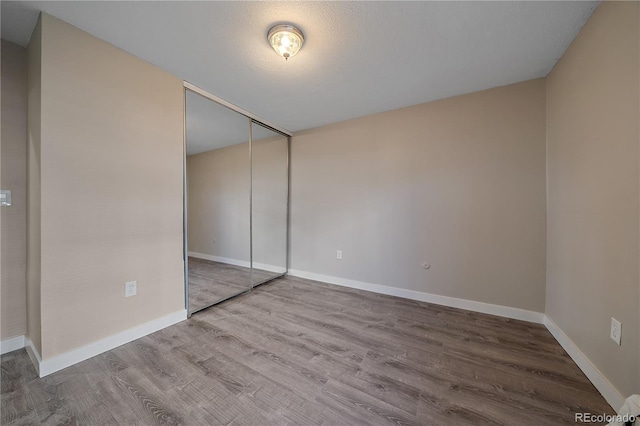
[185,86,290,315]
[250,121,289,286]
[185,89,252,313]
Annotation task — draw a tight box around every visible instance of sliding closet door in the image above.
[186,89,252,313]
[250,121,289,286]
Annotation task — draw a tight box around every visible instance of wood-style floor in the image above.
[2,276,614,425]
[188,257,279,313]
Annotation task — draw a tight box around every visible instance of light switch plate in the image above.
[610,317,621,345]
[0,190,12,206]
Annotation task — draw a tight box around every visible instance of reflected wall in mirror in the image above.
[186,90,252,313]
[251,122,289,286]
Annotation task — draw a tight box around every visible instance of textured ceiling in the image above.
[2,1,598,133]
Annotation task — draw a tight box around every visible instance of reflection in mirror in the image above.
[251,122,288,286]
[186,90,252,313]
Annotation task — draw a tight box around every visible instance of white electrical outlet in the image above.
[336,250,343,260]
[610,317,621,345]
[125,281,137,298]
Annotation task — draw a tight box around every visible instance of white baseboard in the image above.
[188,252,286,274]
[253,262,287,274]
[287,269,626,411]
[288,269,545,324]
[0,335,25,355]
[32,309,187,377]
[543,316,624,412]
[25,336,41,375]
[189,251,251,268]
[10,263,621,413]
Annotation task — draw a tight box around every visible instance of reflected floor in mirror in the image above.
[1,276,613,425]
[188,257,278,313]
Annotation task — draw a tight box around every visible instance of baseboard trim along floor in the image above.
[288,269,545,324]
[188,251,284,274]
[543,316,625,411]
[188,251,251,268]
[3,269,624,414]
[288,268,624,412]
[0,335,25,355]
[23,309,187,378]
[2,276,614,424]
[25,337,42,375]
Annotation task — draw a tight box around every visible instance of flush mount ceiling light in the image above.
[268,24,304,61]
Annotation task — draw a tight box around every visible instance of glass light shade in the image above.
[268,24,304,60]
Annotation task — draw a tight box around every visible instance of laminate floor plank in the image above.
[215,303,367,381]
[1,275,615,425]
[188,258,281,313]
[316,378,418,426]
[278,399,334,426]
[188,258,253,313]
[0,389,35,425]
[199,334,328,402]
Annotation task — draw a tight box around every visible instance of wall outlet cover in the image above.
[125,281,137,298]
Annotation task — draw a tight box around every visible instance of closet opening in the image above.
[183,82,291,316]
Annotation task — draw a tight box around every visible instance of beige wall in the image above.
[27,19,42,354]
[31,14,185,359]
[1,40,28,340]
[291,79,547,312]
[187,143,251,262]
[546,1,640,398]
